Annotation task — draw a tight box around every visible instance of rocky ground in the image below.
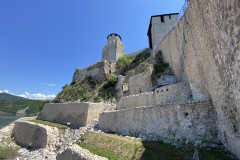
[0,117,101,160]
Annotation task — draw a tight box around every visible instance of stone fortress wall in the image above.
[128,67,153,95]
[29,0,239,158]
[37,102,113,127]
[100,100,217,145]
[72,61,116,82]
[153,0,240,158]
[116,82,191,110]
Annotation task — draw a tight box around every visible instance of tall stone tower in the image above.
[102,33,125,63]
[148,13,179,49]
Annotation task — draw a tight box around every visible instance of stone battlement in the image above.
[116,82,192,110]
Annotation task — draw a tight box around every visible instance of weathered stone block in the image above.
[13,121,59,148]
[37,102,113,127]
[56,144,108,160]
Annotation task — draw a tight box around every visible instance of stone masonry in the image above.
[37,102,113,127]
[148,13,179,49]
[99,100,217,145]
[73,61,116,83]
[102,33,125,63]
[116,82,192,110]
[153,0,240,158]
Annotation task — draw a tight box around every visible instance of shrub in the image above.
[38,100,51,111]
[62,84,69,89]
[102,75,118,90]
[133,52,151,64]
[154,63,169,74]
[116,55,134,74]
[70,81,76,85]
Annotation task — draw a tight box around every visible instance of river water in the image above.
[0,114,21,129]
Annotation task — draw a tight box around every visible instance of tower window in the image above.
[161,16,165,23]
[169,15,172,19]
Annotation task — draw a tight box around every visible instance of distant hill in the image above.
[0,93,27,101]
[0,93,44,115]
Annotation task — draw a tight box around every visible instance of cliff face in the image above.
[155,0,240,157]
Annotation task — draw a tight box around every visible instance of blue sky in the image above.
[0,0,184,100]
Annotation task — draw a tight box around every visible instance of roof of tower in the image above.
[107,33,122,41]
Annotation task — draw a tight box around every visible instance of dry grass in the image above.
[79,131,237,160]
[28,120,68,133]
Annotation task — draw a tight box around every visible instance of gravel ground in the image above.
[0,117,101,160]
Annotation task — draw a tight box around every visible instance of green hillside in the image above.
[0,93,44,115]
[0,93,27,101]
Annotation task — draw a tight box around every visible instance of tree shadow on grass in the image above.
[138,141,237,160]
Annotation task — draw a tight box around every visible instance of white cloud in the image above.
[19,92,56,100]
[1,89,55,100]
[18,94,27,98]
[40,83,56,87]
[0,90,9,93]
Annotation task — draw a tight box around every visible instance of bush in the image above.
[102,75,118,90]
[38,100,51,111]
[154,63,169,74]
[70,81,76,85]
[62,84,69,89]
[116,55,134,74]
[133,52,151,64]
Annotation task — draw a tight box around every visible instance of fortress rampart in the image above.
[116,82,192,110]
[100,100,217,145]
[154,0,240,157]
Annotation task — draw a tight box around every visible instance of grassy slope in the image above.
[0,93,43,115]
[54,52,153,103]
[80,131,236,160]
[29,120,68,130]
[0,137,19,160]
[0,146,19,160]
[54,75,118,103]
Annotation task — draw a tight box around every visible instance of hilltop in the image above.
[0,93,44,115]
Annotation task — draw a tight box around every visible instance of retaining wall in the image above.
[116,82,191,110]
[155,0,240,157]
[37,102,112,127]
[100,100,217,145]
